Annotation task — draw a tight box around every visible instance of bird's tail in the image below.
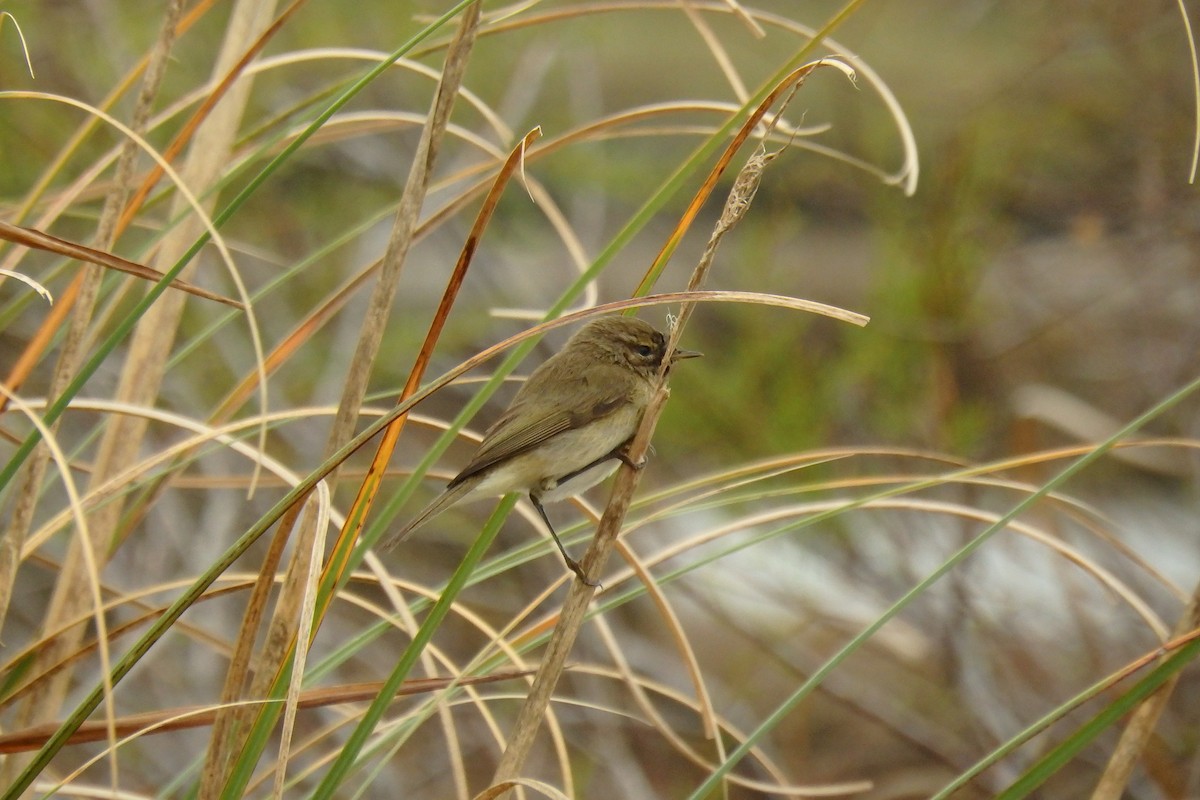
[376,480,475,553]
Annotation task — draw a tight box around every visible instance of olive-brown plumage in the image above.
[379,316,700,581]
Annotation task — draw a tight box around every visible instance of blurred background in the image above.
[7,1,1195,457]
[1,1,1197,798]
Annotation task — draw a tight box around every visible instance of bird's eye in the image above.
[635,344,654,358]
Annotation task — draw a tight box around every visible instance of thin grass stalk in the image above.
[0,0,478,548]
[0,0,217,232]
[196,499,304,795]
[0,12,32,77]
[925,625,1200,798]
[206,5,481,792]
[11,0,278,746]
[0,224,242,309]
[2,1,475,794]
[111,0,309,239]
[0,4,185,791]
[338,126,539,571]
[270,482,329,799]
[1172,0,1200,181]
[0,274,80,409]
[679,0,761,103]
[0,670,533,754]
[1,4,488,785]
[996,632,1200,799]
[325,0,480,449]
[1090,580,1200,799]
[609,542,720,739]
[0,0,184,636]
[305,495,517,800]
[487,57,847,795]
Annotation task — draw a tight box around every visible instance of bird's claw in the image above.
[616,450,648,471]
[566,557,602,588]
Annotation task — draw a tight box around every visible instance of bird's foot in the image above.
[565,555,602,588]
[616,447,648,471]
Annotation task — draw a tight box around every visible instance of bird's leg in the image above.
[536,441,647,585]
[554,442,647,489]
[530,493,598,587]
[553,450,622,486]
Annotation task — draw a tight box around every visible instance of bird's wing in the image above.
[449,371,629,487]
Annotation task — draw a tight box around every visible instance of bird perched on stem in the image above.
[379,315,700,583]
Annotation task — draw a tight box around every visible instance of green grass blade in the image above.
[307,495,517,799]
[993,636,1200,799]
[685,370,1200,799]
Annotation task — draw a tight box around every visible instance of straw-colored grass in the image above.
[1,2,1198,799]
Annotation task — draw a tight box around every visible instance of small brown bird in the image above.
[379,316,700,582]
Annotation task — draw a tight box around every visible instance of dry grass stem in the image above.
[200,4,482,791]
[0,223,243,309]
[355,125,541,558]
[490,63,859,794]
[0,3,203,791]
[1090,582,1200,799]
[325,3,481,450]
[0,670,534,753]
[0,0,184,636]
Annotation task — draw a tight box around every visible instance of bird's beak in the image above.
[670,348,703,362]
